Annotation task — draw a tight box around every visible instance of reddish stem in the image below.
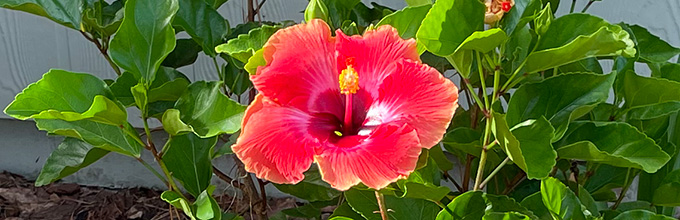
[343,93,353,134]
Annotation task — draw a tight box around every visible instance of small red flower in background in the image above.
[232,19,459,191]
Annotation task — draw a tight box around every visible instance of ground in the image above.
[0,171,307,220]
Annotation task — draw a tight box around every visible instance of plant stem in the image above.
[136,157,168,185]
[612,168,634,210]
[462,154,474,191]
[213,165,243,189]
[480,157,510,189]
[570,0,577,13]
[79,31,121,76]
[375,191,389,220]
[476,52,490,109]
[473,119,493,191]
[462,78,487,115]
[581,0,596,12]
[434,200,454,216]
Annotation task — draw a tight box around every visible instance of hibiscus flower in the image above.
[232,19,459,191]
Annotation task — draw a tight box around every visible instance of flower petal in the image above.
[364,60,459,148]
[233,94,339,184]
[335,25,420,98]
[315,122,422,191]
[252,19,343,118]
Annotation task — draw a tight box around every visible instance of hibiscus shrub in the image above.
[3,0,680,219]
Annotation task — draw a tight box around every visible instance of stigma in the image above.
[339,58,359,94]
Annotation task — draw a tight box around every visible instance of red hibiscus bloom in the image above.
[232,19,459,191]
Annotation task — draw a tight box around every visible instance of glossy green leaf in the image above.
[615,201,655,212]
[506,72,616,141]
[304,0,329,23]
[500,0,542,36]
[416,0,485,56]
[244,48,266,75]
[330,201,365,220]
[222,56,252,95]
[110,67,190,108]
[274,166,341,202]
[540,177,586,220]
[377,5,430,39]
[109,0,178,83]
[652,169,680,206]
[482,212,530,220]
[5,69,127,126]
[448,28,507,78]
[215,25,280,63]
[429,144,454,171]
[396,158,449,201]
[172,81,246,138]
[611,210,675,220]
[109,72,138,106]
[161,191,196,220]
[131,84,148,114]
[509,116,557,179]
[519,192,551,220]
[345,189,439,220]
[162,109,193,136]
[163,133,218,197]
[35,119,143,157]
[204,0,228,9]
[558,58,603,74]
[35,138,109,186]
[525,25,635,73]
[577,186,599,217]
[627,24,680,63]
[405,0,431,6]
[555,121,670,173]
[81,0,124,36]
[654,62,680,82]
[162,39,203,68]
[0,0,83,29]
[626,101,680,120]
[436,191,537,220]
[621,71,680,110]
[174,0,228,57]
[195,186,221,220]
[323,0,360,30]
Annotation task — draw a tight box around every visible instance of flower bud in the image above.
[304,0,329,23]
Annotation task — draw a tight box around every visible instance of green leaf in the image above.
[558,58,603,74]
[416,0,485,56]
[525,14,635,73]
[304,0,329,23]
[500,0,542,36]
[0,0,83,29]
[5,69,127,126]
[222,57,252,95]
[162,39,203,68]
[519,192,551,220]
[162,109,193,136]
[215,25,280,63]
[506,72,616,141]
[274,166,341,202]
[615,201,654,212]
[654,62,680,82]
[555,121,670,173]
[652,169,680,206]
[35,138,109,186]
[244,48,266,75]
[621,71,680,109]
[109,0,179,83]
[330,201,365,220]
[436,191,537,220]
[627,25,680,63]
[174,0,228,57]
[626,101,680,121]
[509,116,557,179]
[172,81,246,138]
[405,0,431,6]
[110,67,190,108]
[483,212,530,220]
[448,28,507,78]
[131,84,148,114]
[577,186,599,217]
[195,186,221,220]
[82,0,124,36]
[525,25,635,73]
[161,191,196,220]
[377,5,431,39]
[396,158,449,201]
[540,177,586,220]
[611,210,675,220]
[162,133,218,197]
[345,189,439,220]
[429,143,454,171]
[323,0,360,30]
[35,119,143,157]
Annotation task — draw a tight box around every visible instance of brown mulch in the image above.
[0,171,302,220]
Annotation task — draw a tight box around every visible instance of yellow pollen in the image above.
[339,65,359,94]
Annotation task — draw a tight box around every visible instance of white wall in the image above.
[0,0,678,191]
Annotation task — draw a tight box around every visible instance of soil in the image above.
[0,171,301,220]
